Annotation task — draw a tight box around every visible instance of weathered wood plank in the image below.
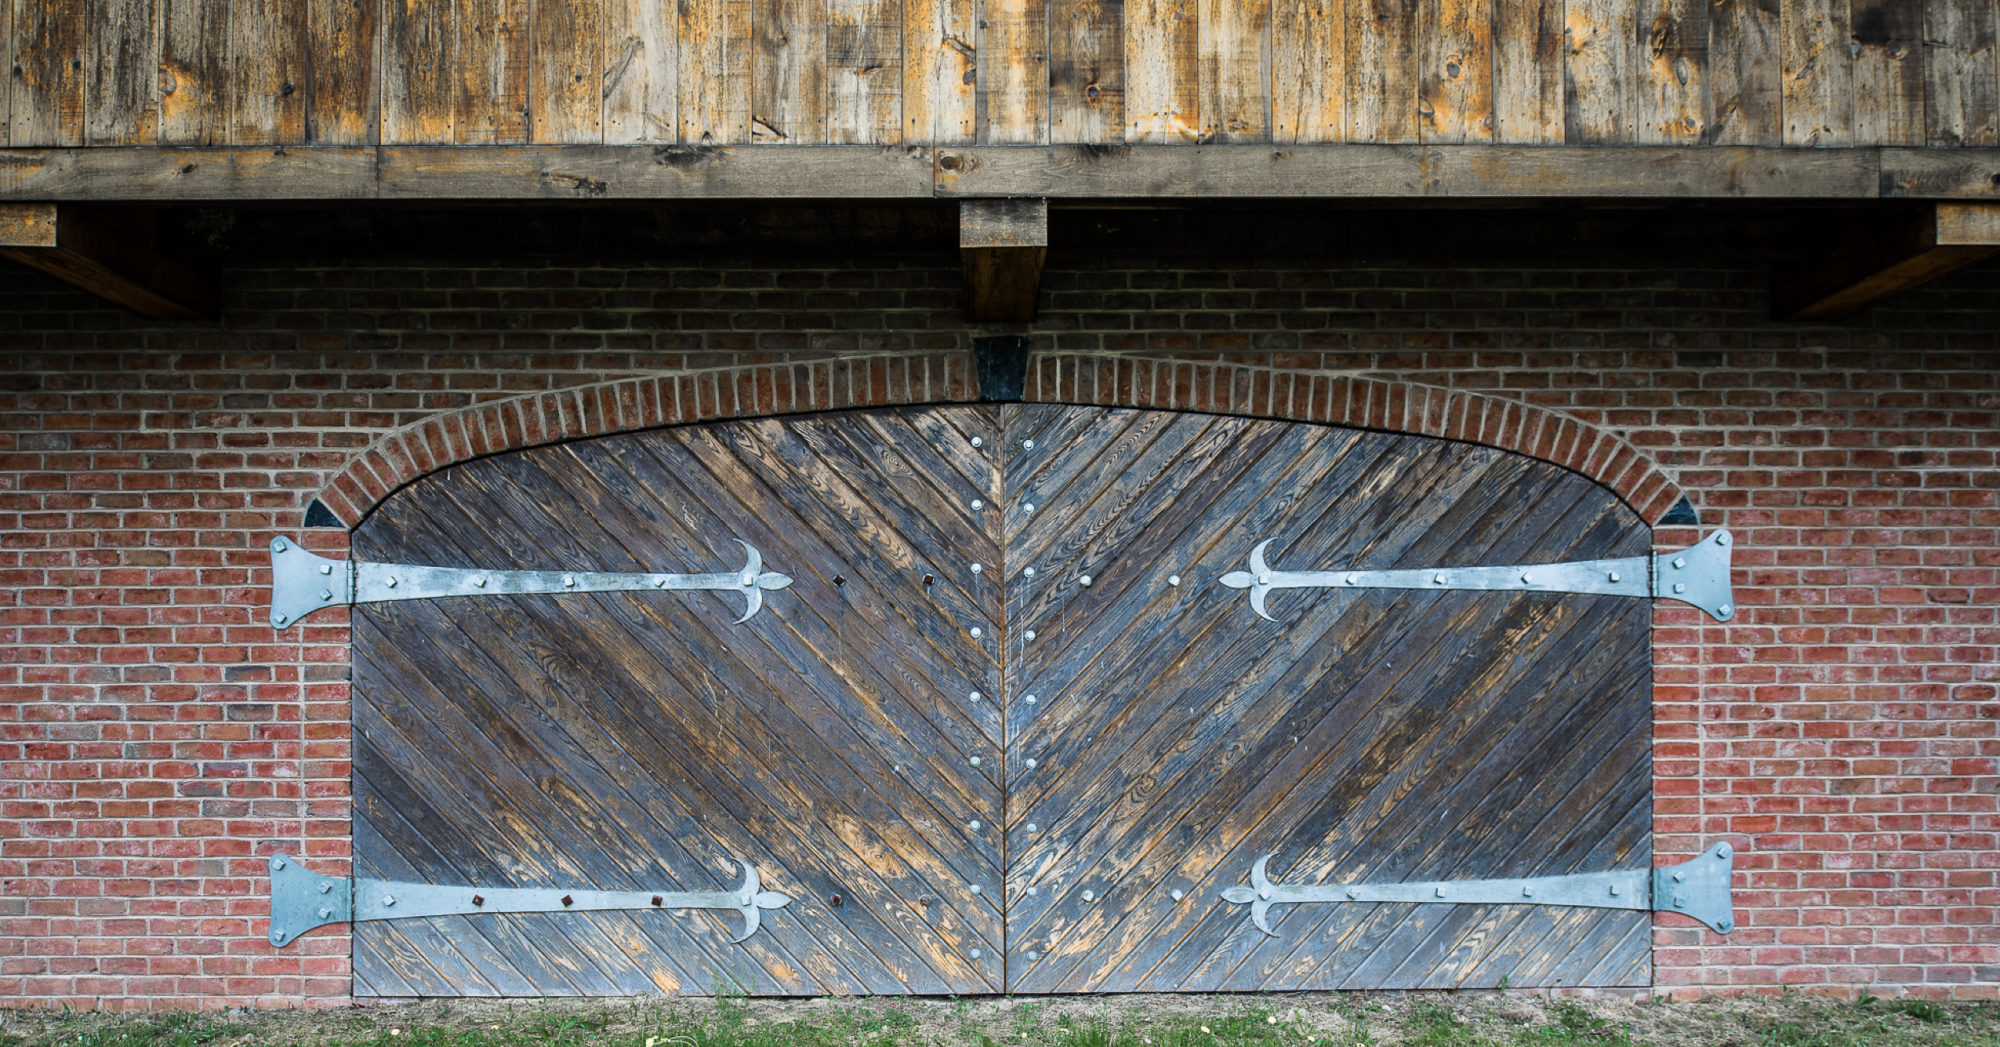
[1634,0,1709,143]
[88,0,157,145]
[901,0,976,143]
[378,144,934,197]
[603,0,674,142]
[10,0,84,145]
[455,0,527,143]
[1563,0,1635,142]
[1771,201,2000,317]
[1349,0,1421,142]
[978,0,1048,142]
[680,0,752,141]
[533,0,604,142]
[827,0,900,142]
[1050,0,1124,142]
[0,147,380,199]
[230,0,311,144]
[308,0,378,143]
[1851,0,1925,144]
[1127,0,1201,141]
[930,142,1882,197]
[1707,0,1783,143]
[752,0,825,142]
[1491,0,1560,141]
[1783,0,1855,144]
[1272,0,1346,141]
[1882,145,2000,194]
[1201,0,1271,141]
[382,0,457,143]
[1421,0,1495,142]
[1923,0,1997,145]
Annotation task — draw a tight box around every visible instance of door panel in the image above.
[354,407,1006,995]
[999,404,1651,991]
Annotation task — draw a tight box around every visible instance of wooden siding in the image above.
[1,0,1983,147]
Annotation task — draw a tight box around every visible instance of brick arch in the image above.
[312,351,1688,527]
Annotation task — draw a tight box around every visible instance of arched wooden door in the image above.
[352,404,1650,995]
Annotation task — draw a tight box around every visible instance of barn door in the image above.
[1000,404,1652,991]
[352,408,1006,995]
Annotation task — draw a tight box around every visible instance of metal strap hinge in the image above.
[268,537,793,628]
[266,854,791,947]
[1222,530,1736,622]
[1220,843,1735,936]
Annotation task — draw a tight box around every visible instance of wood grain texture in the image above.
[1491,0,1561,140]
[1851,0,1924,143]
[533,0,603,142]
[1783,0,1854,144]
[1634,0,1708,142]
[1421,0,1495,141]
[456,0,527,143]
[1127,0,1201,141]
[382,0,456,143]
[901,0,976,143]
[680,0,752,142]
[231,0,310,143]
[827,0,900,142]
[376,143,935,196]
[1272,0,1346,141]
[354,408,1008,995]
[602,0,674,142]
[10,0,84,145]
[1050,0,1125,142]
[1708,0,1783,142]
[308,0,377,143]
[752,0,825,141]
[1351,0,1422,141]
[88,0,157,144]
[978,0,1048,143]
[0,146,380,198]
[1563,0,1634,142]
[1200,0,1271,141]
[998,404,1652,991]
[1924,0,1997,145]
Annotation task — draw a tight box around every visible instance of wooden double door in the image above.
[352,404,1651,995]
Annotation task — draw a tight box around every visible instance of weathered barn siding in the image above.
[0,0,1989,147]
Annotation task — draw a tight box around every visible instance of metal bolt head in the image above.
[971,626,983,638]
[1025,694,1037,704]
[1434,573,1445,584]
[969,819,982,831]
[1024,503,1036,514]
[1609,885,1620,896]
[970,691,982,702]
[1717,844,1732,858]
[970,436,983,448]
[1081,890,1095,902]
[1025,630,1036,641]
[1022,440,1035,450]
[741,573,755,587]
[1523,886,1533,897]
[1024,758,1036,769]
[1521,572,1533,583]
[1720,604,1733,616]
[1716,532,1730,546]
[563,575,575,587]
[1168,575,1181,586]
[319,564,331,575]
[1078,575,1092,587]
[970,756,981,766]
[385,576,398,588]
[475,577,488,588]
[274,857,287,870]
[970,948,982,959]
[273,613,287,625]
[1673,557,1686,570]
[273,928,287,942]
[319,589,332,601]
[1027,950,1038,960]
[1346,573,1358,585]
[383,895,396,907]
[319,882,332,894]
[1258,887,1271,900]
[968,884,982,895]
[1257,573,1271,585]
[273,538,289,553]
[1674,583,1686,594]
[971,499,984,510]
[1674,895,1686,908]
[1171,889,1184,901]
[1347,887,1358,899]
[971,563,983,574]
[1024,567,1036,578]
[1609,571,1621,583]
[1026,823,1038,833]
[1027,886,1038,896]
[1435,887,1445,897]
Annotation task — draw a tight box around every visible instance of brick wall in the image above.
[1,252,1994,1008]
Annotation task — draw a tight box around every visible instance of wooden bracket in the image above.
[961,198,1047,323]
[1771,202,2000,321]
[0,203,219,320]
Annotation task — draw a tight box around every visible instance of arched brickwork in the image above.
[313,351,1688,527]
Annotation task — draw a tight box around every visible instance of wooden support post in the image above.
[961,198,1048,323]
[1771,203,2000,321]
[0,203,219,320]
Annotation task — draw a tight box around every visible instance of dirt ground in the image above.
[4,992,1999,1047]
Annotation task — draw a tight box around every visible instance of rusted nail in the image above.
[923,574,936,586]
[833,574,846,586]
[561,894,574,907]
[919,895,935,906]
[830,893,842,907]
[651,895,663,906]
[471,894,484,907]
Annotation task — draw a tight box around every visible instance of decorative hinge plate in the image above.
[266,854,792,947]
[1222,530,1737,622]
[1220,843,1735,936]
[268,537,793,628]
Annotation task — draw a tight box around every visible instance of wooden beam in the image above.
[0,203,220,320]
[1770,202,2000,320]
[961,198,1047,323]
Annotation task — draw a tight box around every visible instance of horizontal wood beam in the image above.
[0,203,219,320]
[961,199,1048,323]
[1770,203,2000,320]
[2,145,2000,202]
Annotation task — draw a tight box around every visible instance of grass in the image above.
[1,993,1996,1047]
